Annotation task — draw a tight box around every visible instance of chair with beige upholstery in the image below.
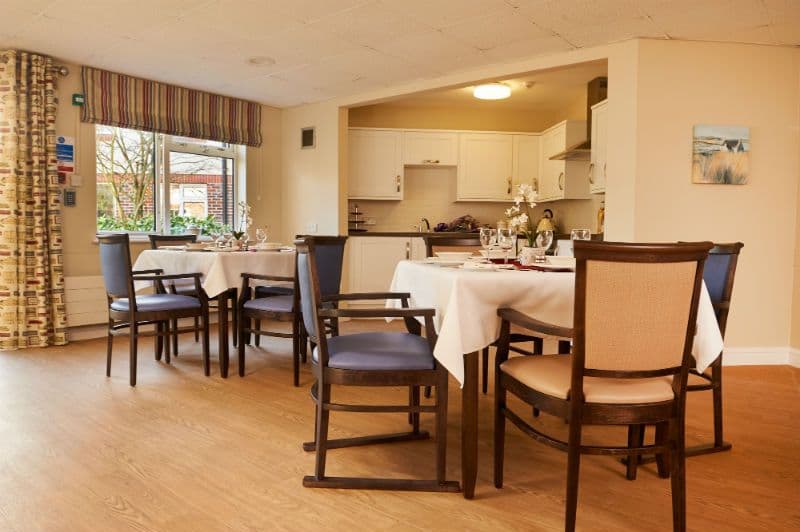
[493,240,712,532]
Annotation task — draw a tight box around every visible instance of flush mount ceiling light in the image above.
[473,82,511,100]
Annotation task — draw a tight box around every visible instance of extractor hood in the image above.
[549,76,607,161]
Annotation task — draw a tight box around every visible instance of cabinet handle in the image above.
[422,159,439,164]
[507,177,512,195]
[558,172,565,190]
[396,175,401,193]
[405,241,410,260]
[588,163,595,184]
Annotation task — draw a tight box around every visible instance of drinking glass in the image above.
[222,225,233,248]
[479,227,496,259]
[535,230,554,261]
[497,228,515,264]
[210,228,223,248]
[256,227,268,245]
[571,228,591,241]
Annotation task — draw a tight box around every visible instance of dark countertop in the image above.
[348,231,479,237]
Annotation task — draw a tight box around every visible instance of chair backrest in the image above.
[701,242,743,337]
[423,235,482,257]
[97,233,134,299]
[572,241,711,388]
[148,234,198,249]
[295,236,348,354]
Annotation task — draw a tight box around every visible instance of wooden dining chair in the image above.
[237,236,347,384]
[625,241,743,479]
[422,234,562,395]
[99,233,211,386]
[298,236,459,492]
[493,240,712,532]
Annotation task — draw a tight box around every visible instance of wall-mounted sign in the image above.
[72,93,84,106]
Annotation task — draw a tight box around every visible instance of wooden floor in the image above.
[0,320,798,532]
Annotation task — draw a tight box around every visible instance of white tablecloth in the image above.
[133,249,295,297]
[389,261,724,386]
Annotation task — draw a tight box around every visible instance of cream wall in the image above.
[632,40,800,350]
[793,153,800,350]
[53,62,282,279]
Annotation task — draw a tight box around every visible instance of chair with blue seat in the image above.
[99,233,211,386]
[625,241,743,480]
[297,236,459,492]
[236,236,348,384]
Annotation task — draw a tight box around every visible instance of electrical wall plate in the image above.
[63,188,77,207]
[301,127,315,149]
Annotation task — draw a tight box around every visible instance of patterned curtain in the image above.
[0,50,67,349]
[81,66,263,147]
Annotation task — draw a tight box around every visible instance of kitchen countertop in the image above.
[348,231,479,237]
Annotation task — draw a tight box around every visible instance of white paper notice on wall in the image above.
[56,135,75,186]
[70,173,82,187]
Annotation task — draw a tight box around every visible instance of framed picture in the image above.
[692,125,749,185]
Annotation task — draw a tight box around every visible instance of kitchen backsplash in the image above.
[350,167,603,234]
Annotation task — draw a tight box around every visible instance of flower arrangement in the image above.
[505,183,538,247]
[231,200,252,240]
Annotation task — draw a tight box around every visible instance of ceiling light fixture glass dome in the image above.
[473,83,511,100]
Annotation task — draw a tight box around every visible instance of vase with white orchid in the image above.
[505,183,538,247]
[231,200,252,241]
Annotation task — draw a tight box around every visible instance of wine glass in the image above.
[256,226,268,245]
[497,228,515,265]
[221,225,233,248]
[571,228,591,241]
[210,227,223,248]
[535,230,554,261]
[479,227,496,260]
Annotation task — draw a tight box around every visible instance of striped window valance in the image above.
[80,66,262,147]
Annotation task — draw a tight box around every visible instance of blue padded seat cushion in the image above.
[313,332,434,371]
[110,294,200,312]
[243,295,294,313]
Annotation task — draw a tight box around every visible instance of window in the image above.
[95,126,243,235]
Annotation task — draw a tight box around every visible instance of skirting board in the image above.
[722,347,800,368]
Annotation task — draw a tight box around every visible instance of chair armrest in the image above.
[131,268,163,276]
[240,273,294,283]
[132,273,202,282]
[319,307,434,319]
[497,308,573,338]
[321,292,411,302]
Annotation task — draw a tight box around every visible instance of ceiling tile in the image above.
[557,15,666,48]
[638,0,771,40]
[373,31,481,74]
[481,34,575,63]
[440,5,549,51]
[378,0,511,30]
[267,0,373,23]
[308,1,434,48]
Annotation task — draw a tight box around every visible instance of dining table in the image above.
[133,247,296,377]
[388,259,724,499]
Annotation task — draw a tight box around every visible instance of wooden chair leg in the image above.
[423,386,432,399]
[155,321,163,361]
[238,316,247,378]
[201,312,210,377]
[193,316,199,342]
[254,319,261,347]
[312,384,331,481]
[494,369,507,488]
[171,318,179,355]
[129,323,138,387]
[626,424,644,480]
[481,347,489,395]
[565,416,583,532]
[164,322,171,365]
[106,320,114,377]
[558,339,571,354]
[712,361,724,448]
[410,386,420,433]
[231,288,238,348]
[655,422,670,478]
[292,318,300,386]
[533,337,543,354]
[435,369,449,484]
[670,418,687,532]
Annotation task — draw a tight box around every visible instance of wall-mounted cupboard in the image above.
[589,100,608,194]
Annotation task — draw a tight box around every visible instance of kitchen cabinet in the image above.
[348,128,403,200]
[537,120,590,202]
[402,131,458,166]
[589,100,608,194]
[456,133,513,201]
[347,237,425,308]
[512,135,540,191]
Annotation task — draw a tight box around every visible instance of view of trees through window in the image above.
[96,126,238,235]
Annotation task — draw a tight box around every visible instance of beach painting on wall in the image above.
[692,125,750,185]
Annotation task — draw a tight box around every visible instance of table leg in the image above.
[462,351,479,499]
[218,288,231,378]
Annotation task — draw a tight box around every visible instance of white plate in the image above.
[253,242,283,250]
[434,251,475,261]
[479,249,516,259]
[460,262,498,271]
[425,257,465,266]
[546,256,576,268]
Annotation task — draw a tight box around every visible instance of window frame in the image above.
[94,125,247,236]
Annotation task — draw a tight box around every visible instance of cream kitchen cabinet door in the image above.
[348,129,403,200]
[347,237,412,307]
[589,100,608,194]
[512,134,540,191]
[457,133,513,201]
[537,120,590,202]
[402,131,458,166]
